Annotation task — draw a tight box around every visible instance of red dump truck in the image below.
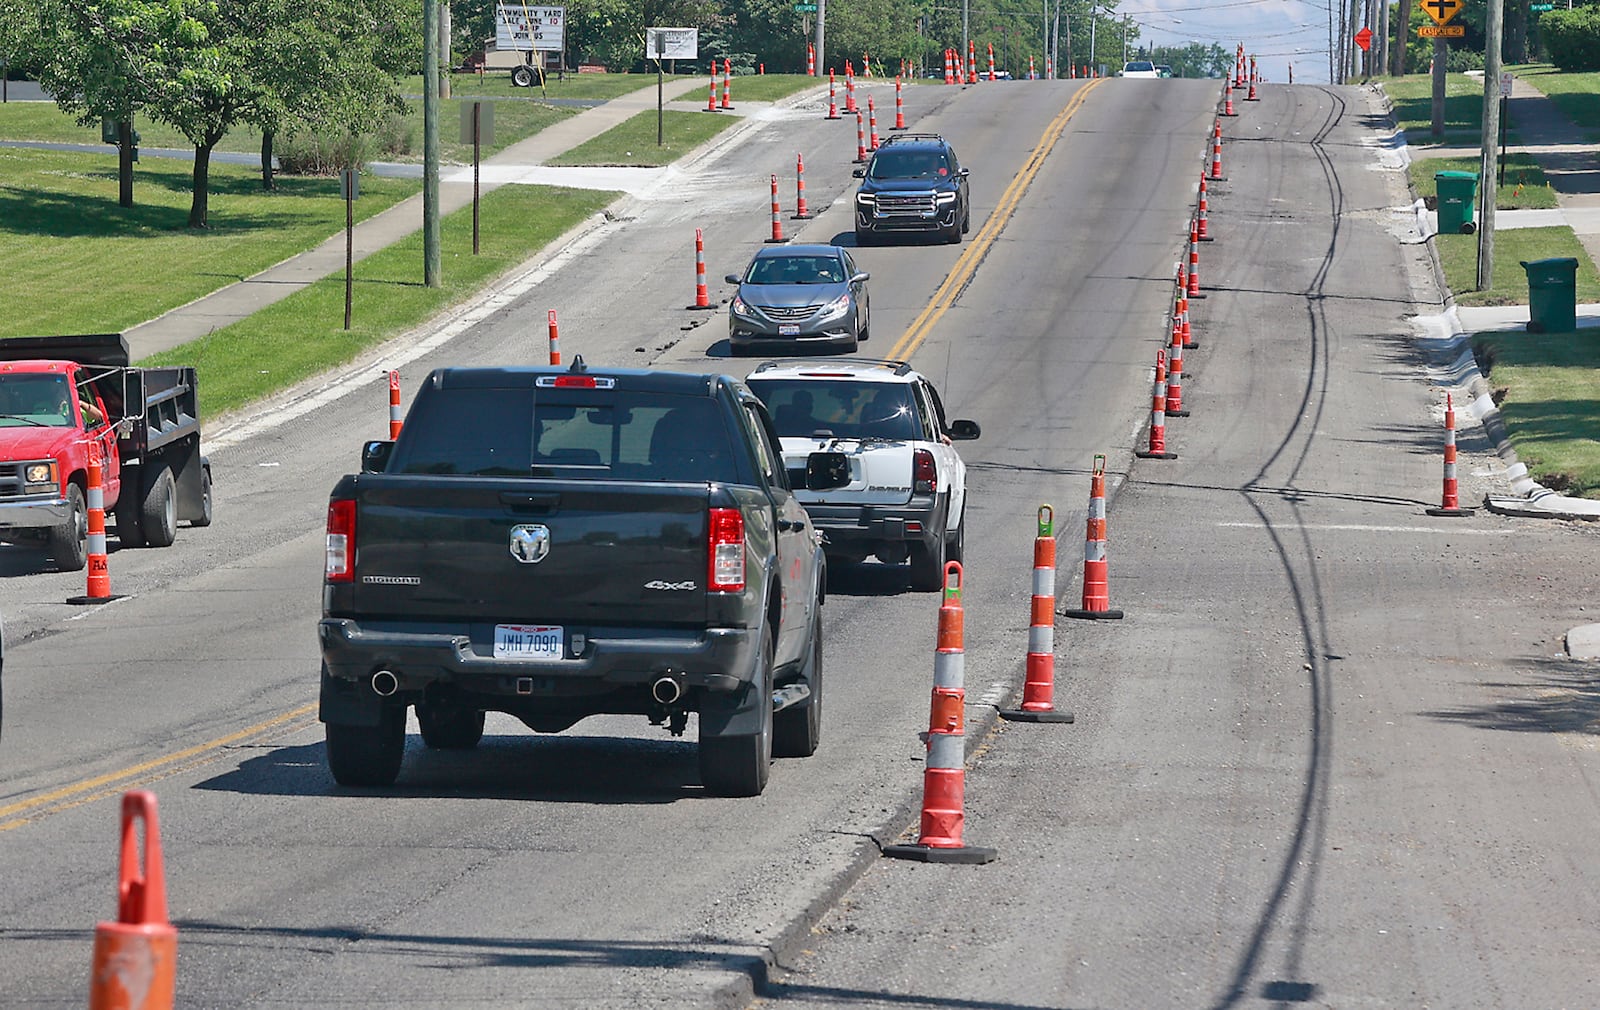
[0,334,211,570]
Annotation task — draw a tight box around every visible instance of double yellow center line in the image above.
[886,78,1103,363]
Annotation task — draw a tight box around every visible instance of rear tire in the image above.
[699,628,774,796]
[511,65,535,88]
[140,465,177,548]
[946,505,965,564]
[774,621,823,758]
[50,484,87,572]
[909,532,947,592]
[325,706,406,787]
[190,466,213,527]
[417,702,485,750]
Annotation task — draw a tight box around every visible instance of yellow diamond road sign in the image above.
[1421,0,1462,25]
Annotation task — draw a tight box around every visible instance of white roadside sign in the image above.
[646,27,699,61]
[495,3,565,53]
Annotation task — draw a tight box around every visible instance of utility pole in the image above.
[1122,14,1129,66]
[422,0,441,288]
[1346,0,1361,82]
[1477,0,1505,291]
[1395,0,1413,74]
[815,0,825,80]
[1089,4,1097,75]
[1378,0,1390,77]
[962,0,969,72]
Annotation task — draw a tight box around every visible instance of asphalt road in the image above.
[2,76,1597,1010]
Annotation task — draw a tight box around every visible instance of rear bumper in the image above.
[0,496,72,530]
[318,617,759,700]
[803,497,944,549]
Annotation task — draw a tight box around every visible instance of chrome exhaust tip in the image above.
[371,670,400,697]
[651,675,684,706]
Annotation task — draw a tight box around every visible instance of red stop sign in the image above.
[1355,26,1374,51]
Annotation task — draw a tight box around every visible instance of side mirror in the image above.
[947,419,981,441]
[116,417,137,439]
[724,274,741,285]
[852,168,865,178]
[959,167,970,178]
[804,451,851,490]
[362,440,395,473]
[851,272,870,283]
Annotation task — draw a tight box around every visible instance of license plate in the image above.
[778,323,801,336]
[493,624,563,659]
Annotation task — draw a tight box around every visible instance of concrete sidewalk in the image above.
[122,74,715,360]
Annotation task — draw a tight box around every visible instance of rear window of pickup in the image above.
[388,387,741,483]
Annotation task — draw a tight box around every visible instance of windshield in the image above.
[867,148,951,181]
[745,255,846,285]
[748,379,921,441]
[1125,61,1155,72]
[389,387,741,483]
[0,374,74,427]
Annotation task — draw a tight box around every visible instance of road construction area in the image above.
[2,72,1598,1009]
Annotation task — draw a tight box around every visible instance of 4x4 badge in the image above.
[509,524,551,564]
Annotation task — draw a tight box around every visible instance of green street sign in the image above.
[1530,3,1554,9]
[794,3,817,9]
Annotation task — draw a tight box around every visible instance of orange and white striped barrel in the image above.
[806,44,815,77]
[547,309,562,365]
[854,111,867,163]
[1000,506,1074,722]
[987,43,995,81]
[1187,218,1202,298]
[84,446,110,600]
[1061,455,1125,620]
[845,61,858,112]
[766,175,785,243]
[884,563,997,864]
[719,58,732,109]
[892,76,907,129]
[388,370,403,438]
[1210,119,1226,181]
[967,42,977,84]
[867,95,880,150]
[706,69,718,113]
[793,154,812,219]
[689,228,713,309]
[826,70,841,119]
[1178,270,1195,348]
[1426,392,1475,517]
[1197,172,1212,241]
[1223,79,1236,117]
[943,49,954,85]
[1166,292,1187,417]
[1134,350,1176,462]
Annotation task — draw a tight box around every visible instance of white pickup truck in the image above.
[745,359,980,591]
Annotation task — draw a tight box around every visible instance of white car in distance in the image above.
[1121,60,1160,79]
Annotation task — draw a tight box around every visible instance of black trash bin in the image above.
[1521,257,1578,333]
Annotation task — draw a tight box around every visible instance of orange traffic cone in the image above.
[999,505,1074,723]
[688,227,715,309]
[89,791,177,1010]
[69,443,120,605]
[1061,456,1126,619]
[547,309,562,365]
[1425,392,1475,517]
[387,370,403,438]
[884,563,998,864]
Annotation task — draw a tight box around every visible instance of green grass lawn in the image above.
[0,146,420,337]
[1409,154,1560,210]
[1435,226,1600,306]
[143,183,618,419]
[1473,328,1600,497]
[1385,74,1495,137]
[408,71,691,102]
[670,73,822,104]
[1507,63,1600,139]
[545,108,738,166]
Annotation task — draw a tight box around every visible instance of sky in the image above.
[1116,0,1344,84]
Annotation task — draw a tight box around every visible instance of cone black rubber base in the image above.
[1425,507,1475,517]
[791,213,815,220]
[1187,291,1207,299]
[765,236,789,244]
[1059,607,1125,620]
[826,114,842,120]
[1166,408,1190,417]
[884,843,998,864]
[1208,175,1228,183]
[998,707,1075,723]
[685,303,717,311]
[1183,340,1199,349]
[67,594,125,606]
[1134,449,1177,459]
[1199,235,1215,242]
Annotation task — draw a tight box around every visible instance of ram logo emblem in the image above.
[509,524,551,564]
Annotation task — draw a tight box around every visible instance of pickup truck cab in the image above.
[319,358,850,796]
[745,358,980,591]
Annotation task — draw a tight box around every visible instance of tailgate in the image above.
[353,478,711,626]
[780,437,912,506]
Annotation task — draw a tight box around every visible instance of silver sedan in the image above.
[725,244,871,356]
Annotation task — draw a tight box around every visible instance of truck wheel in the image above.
[945,505,965,564]
[190,466,213,528]
[325,706,406,787]
[699,628,774,796]
[140,465,177,548]
[511,65,534,87]
[774,621,822,758]
[49,484,88,572]
[417,702,485,750]
[909,533,947,592]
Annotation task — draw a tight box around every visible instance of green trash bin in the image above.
[1435,170,1478,235]
[1521,257,1579,333]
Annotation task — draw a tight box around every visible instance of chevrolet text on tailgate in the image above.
[319,358,850,796]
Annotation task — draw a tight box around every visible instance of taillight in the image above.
[913,449,936,494]
[326,499,356,583]
[708,507,745,593]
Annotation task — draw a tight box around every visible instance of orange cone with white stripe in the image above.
[688,228,714,309]
[388,370,403,438]
[885,562,998,864]
[1198,172,1213,241]
[89,791,176,1010]
[69,442,120,605]
[825,69,841,119]
[1425,392,1475,517]
[1000,505,1074,724]
[766,174,785,243]
[1210,119,1227,181]
[720,58,733,109]
[547,309,562,365]
[1060,456,1125,620]
[1134,349,1176,462]
[892,76,907,129]
[793,153,813,219]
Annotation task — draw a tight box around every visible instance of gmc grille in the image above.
[875,193,936,217]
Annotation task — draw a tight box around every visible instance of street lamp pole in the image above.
[1088,3,1097,74]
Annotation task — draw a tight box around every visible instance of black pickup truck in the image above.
[319,358,849,796]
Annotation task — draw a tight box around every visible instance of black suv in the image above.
[853,133,971,245]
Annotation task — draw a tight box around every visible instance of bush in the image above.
[1542,7,1600,71]
[1446,47,1484,72]
[275,115,412,175]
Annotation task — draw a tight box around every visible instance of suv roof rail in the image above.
[751,357,913,376]
[878,133,946,146]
